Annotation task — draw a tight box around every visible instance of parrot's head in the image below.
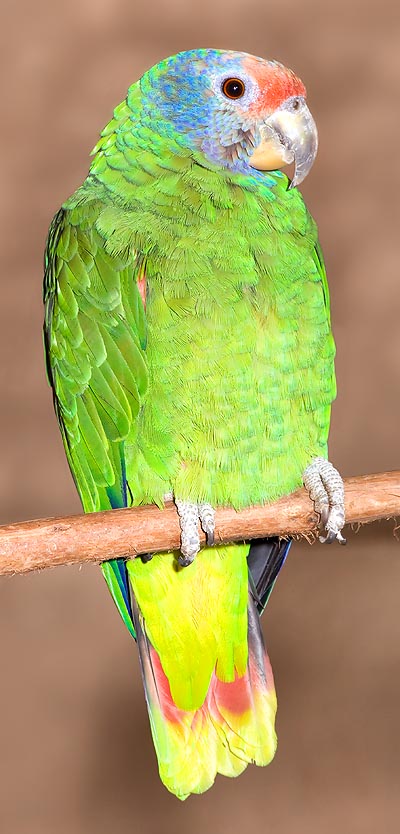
[139,49,318,188]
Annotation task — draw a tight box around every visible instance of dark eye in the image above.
[222,77,245,99]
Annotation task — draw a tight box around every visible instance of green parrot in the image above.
[43,49,345,800]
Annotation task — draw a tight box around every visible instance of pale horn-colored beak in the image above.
[249,96,318,188]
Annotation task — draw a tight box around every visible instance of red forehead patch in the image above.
[243,56,306,115]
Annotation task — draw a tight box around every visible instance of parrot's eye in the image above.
[222,77,246,99]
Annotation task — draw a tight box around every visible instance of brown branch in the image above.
[0,471,398,577]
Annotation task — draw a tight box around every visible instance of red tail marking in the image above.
[149,647,182,723]
[213,673,251,715]
[150,643,256,724]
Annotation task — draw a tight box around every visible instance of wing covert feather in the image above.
[44,205,148,513]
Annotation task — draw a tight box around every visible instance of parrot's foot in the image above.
[174,499,216,567]
[303,457,347,545]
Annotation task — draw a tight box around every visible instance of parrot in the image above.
[43,48,345,800]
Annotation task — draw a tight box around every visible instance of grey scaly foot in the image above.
[174,499,216,566]
[303,457,347,545]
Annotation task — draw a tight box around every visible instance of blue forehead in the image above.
[150,47,248,81]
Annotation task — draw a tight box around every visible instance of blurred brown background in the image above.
[0,0,399,831]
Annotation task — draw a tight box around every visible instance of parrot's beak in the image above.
[249,96,318,188]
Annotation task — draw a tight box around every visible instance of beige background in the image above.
[1,0,400,831]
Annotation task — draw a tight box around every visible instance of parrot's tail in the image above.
[131,590,277,800]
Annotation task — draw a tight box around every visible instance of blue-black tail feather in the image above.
[247,537,291,615]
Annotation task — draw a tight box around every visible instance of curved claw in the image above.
[178,554,195,568]
[140,552,154,564]
[202,528,215,547]
[319,529,347,546]
[319,529,336,545]
[318,504,330,530]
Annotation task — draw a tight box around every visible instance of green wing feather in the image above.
[44,203,148,638]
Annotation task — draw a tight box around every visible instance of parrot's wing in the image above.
[44,205,148,638]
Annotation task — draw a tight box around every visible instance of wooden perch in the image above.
[0,471,398,577]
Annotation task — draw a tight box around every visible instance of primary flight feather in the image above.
[43,48,340,799]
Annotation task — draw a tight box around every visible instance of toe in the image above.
[175,499,201,566]
[199,503,216,546]
[303,457,346,546]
